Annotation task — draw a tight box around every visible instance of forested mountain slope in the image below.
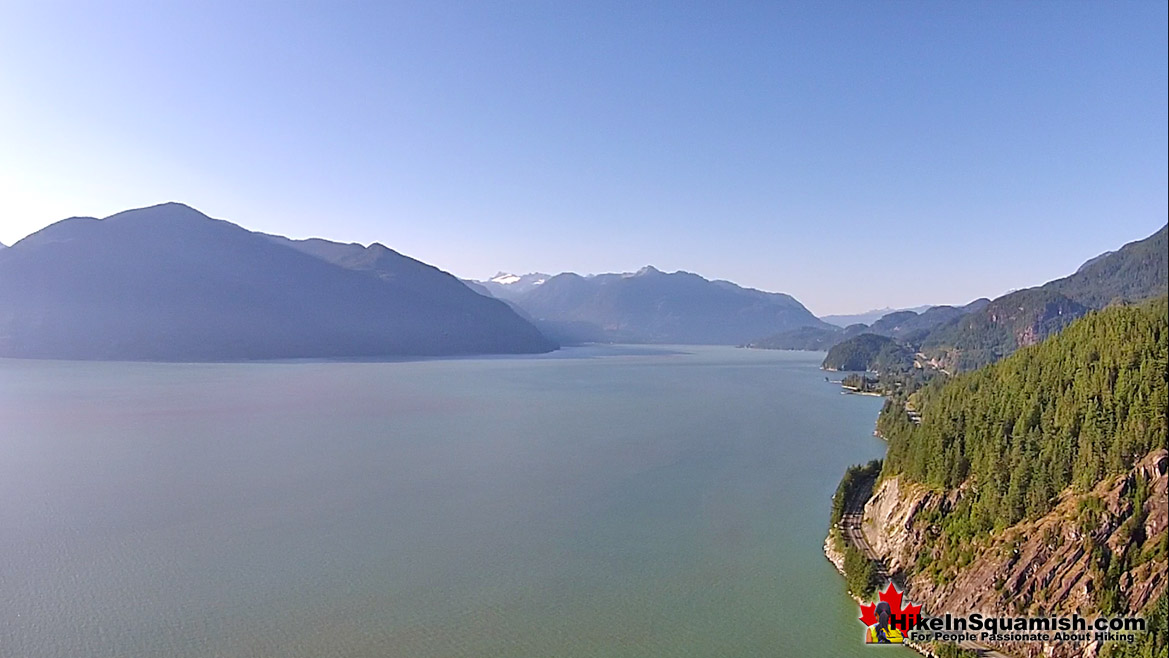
[818,225,1167,374]
[861,298,1167,658]
[822,333,916,372]
[882,297,1167,524]
[918,225,1167,372]
[1047,224,1168,309]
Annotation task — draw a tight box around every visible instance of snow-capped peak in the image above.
[490,273,523,285]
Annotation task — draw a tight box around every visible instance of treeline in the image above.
[843,543,879,599]
[842,373,878,392]
[831,459,882,527]
[880,296,1167,537]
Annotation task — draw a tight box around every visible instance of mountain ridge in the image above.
[0,202,556,360]
[485,265,829,345]
[812,224,1167,373]
[747,298,990,353]
[476,272,551,300]
[821,305,934,328]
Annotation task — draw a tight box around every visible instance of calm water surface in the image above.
[0,346,905,657]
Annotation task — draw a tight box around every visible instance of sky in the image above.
[1,2,1165,315]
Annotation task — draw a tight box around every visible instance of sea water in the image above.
[0,346,905,657]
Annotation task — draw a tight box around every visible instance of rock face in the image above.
[861,475,938,571]
[0,203,557,360]
[861,450,1168,658]
[921,288,1089,372]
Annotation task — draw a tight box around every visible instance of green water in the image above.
[0,346,906,657]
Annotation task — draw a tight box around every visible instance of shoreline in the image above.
[822,372,935,656]
[823,371,939,657]
[823,532,940,657]
[827,385,1015,658]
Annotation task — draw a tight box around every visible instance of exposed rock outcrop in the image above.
[859,449,1168,658]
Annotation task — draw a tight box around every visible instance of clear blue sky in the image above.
[1,1,1165,315]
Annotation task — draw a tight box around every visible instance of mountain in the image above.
[746,323,868,351]
[821,305,932,328]
[819,225,1168,374]
[823,229,1169,658]
[1046,224,1168,308]
[920,288,1088,371]
[803,225,1165,375]
[865,298,990,342]
[0,203,556,360]
[821,333,916,372]
[475,272,552,300]
[503,265,829,345]
[749,299,989,353]
[264,235,491,302]
[460,279,494,297]
[918,224,1167,372]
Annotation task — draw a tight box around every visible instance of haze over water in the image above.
[0,346,899,657]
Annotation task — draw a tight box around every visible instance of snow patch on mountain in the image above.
[491,273,523,285]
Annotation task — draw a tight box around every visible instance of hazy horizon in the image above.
[1,2,1165,315]
[2,201,1161,317]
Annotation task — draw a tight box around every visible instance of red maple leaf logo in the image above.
[859,583,922,630]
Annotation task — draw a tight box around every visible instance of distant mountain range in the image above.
[476,272,551,300]
[0,203,556,360]
[866,300,990,339]
[748,298,990,351]
[472,266,829,345]
[820,305,932,328]
[0,203,831,358]
[804,224,1168,372]
[6,202,1158,363]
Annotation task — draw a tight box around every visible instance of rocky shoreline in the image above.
[825,441,1168,658]
[822,532,940,657]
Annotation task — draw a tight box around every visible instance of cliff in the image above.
[860,449,1168,658]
